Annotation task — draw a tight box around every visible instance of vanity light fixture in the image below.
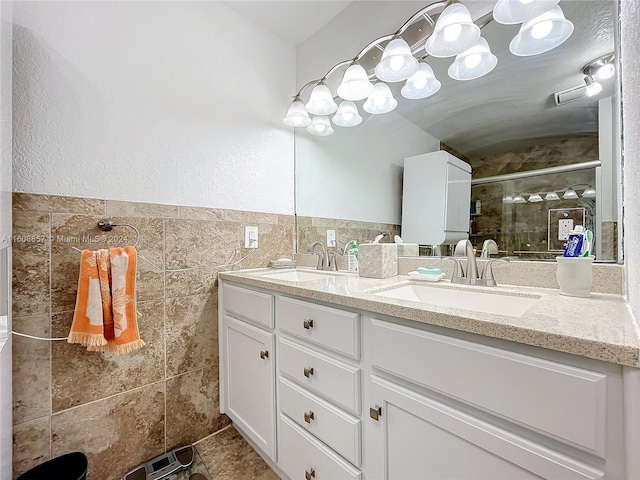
[528,193,543,202]
[583,53,616,81]
[336,64,375,101]
[512,194,526,204]
[563,188,578,199]
[306,115,334,136]
[509,5,574,57]
[448,37,497,81]
[283,96,312,127]
[544,191,560,201]
[375,38,419,82]
[305,83,338,115]
[493,0,560,25]
[332,100,363,127]
[401,63,441,99]
[584,75,603,97]
[582,186,596,198]
[363,83,398,115]
[425,3,480,58]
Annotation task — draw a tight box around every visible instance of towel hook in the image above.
[71,219,140,253]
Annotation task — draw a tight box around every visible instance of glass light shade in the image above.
[503,194,514,204]
[448,37,497,81]
[585,76,603,97]
[544,191,560,201]
[283,98,312,127]
[582,186,597,198]
[595,63,615,80]
[493,0,560,25]
[306,116,334,136]
[425,3,481,58]
[509,6,574,57]
[512,194,526,204]
[375,38,419,82]
[528,193,543,203]
[332,101,362,127]
[363,83,398,115]
[305,83,338,115]
[337,64,374,101]
[401,63,441,99]
[563,188,578,199]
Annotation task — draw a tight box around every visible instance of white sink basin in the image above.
[258,270,336,282]
[375,284,539,317]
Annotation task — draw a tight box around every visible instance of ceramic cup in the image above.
[555,256,595,297]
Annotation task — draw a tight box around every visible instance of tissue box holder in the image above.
[358,243,397,278]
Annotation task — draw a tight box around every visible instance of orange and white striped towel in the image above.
[68,246,145,354]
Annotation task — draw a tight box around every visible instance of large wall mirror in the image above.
[294,0,620,263]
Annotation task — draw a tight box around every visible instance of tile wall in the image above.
[11,193,294,479]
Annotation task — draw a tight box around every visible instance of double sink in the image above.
[252,269,540,318]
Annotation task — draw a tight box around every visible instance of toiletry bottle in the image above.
[348,243,359,272]
[563,225,585,257]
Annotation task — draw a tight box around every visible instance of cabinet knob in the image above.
[259,350,269,360]
[303,319,314,329]
[370,404,382,421]
[303,410,315,424]
[303,367,314,378]
[305,467,316,480]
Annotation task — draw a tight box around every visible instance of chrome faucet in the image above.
[449,239,509,286]
[307,241,338,271]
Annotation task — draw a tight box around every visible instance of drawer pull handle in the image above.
[303,319,314,329]
[303,410,315,424]
[303,367,315,378]
[370,404,382,421]
[305,467,316,480]
[259,350,269,360]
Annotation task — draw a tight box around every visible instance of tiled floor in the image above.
[195,426,280,480]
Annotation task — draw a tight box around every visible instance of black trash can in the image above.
[16,452,88,480]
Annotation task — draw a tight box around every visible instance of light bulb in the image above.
[596,63,615,80]
[531,19,553,39]
[390,55,405,71]
[443,24,462,42]
[585,76,603,97]
[519,0,535,4]
[464,54,482,69]
[412,77,428,89]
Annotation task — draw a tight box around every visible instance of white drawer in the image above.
[277,296,360,359]
[368,318,608,455]
[279,376,361,466]
[278,413,361,480]
[222,283,274,328]
[279,337,361,415]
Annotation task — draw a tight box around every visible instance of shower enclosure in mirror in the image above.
[293,0,621,263]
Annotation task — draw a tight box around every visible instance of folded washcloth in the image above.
[68,246,144,354]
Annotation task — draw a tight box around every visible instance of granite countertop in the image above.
[219,268,640,368]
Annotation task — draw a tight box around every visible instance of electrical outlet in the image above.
[245,226,259,248]
[327,229,336,247]
[558,219,574,241]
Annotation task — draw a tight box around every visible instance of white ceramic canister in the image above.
[555,256,595,297]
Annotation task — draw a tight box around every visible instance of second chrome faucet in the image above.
[307,241,339,271]
[450,239,508,286]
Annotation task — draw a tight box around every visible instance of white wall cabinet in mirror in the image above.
[292,0,620,263]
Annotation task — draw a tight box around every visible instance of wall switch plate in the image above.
[326,230,336,248]
[558,219,574,241]
[245,226,259,248]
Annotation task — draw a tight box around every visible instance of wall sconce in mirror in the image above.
[287,0,578,135]
[544,191,560,201]
[563,188,579,199]
[512,194,527,204]
[528,193,543,203]
[582,186,596,198]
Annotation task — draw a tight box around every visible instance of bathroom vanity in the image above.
[219,268,635,480]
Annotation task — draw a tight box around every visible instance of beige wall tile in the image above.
[12,315,51,425]
[165,293,217,377]
[219,209,280,224]
[12,211,50,317]
[51,300,165,412]
[179,206,224,221]
[165,268,219,299]
[13,192,105,215]
[12,416,51,478]
[166,365,227,450]
[51,382,165,480]
[106,200,179,218]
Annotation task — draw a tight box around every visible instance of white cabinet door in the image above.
[364,375,603,480]
[224,315,276,460]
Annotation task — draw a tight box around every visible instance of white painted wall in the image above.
[12,1,295,214]
[621,1,640,319]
